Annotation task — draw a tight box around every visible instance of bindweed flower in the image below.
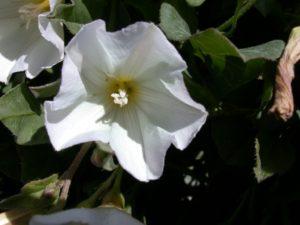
[45,20,208,181]
[0,0,64,83]
[30,208,143,225]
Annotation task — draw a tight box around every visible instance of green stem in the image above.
[112,168,123,192]
[77,167,122,208]
[217,0,257,32]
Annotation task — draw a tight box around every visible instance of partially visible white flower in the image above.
[0,209,32,225]
[29,208,143,225]
[45,20,208,182]
[0,0,64,83]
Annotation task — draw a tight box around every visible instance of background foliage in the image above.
[1,0,300,224]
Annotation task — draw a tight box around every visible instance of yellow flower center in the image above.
[19,0,50,29]
[106,76,139,108]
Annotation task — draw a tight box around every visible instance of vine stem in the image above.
[50,142,93,211]
[60,142,92,180]
[77,167,123,208]
[217,0,257,32]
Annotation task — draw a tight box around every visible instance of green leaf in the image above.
[81,0,109,19]
[190,28,265,96]
[190,28,242,59]
[186,0,205,7]
[159,2,191,41]
[64,22,84,35]
[258,62,276,113]
[253,139,274,183]
[255,117,295,181]
[183,72,218,111]
[258,140,294,176]
[255,0,282,17]
[0,174,59,211]
[22,174,59,194]
[0,83,48,145]
[51,0,92,34]
[29,80,61,99]
[211,116,255,166]
[240,40,285,61]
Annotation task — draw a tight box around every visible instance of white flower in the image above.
[30,208,143,225]
[44,20,208,181]
[0,0,64,83]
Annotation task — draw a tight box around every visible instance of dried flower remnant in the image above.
[269,26,300,121]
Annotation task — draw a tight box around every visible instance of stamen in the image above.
[111,89,129,107]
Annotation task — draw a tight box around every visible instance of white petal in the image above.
[138,73,208,150]
[0,17,22,83]
[109,107,172,182]
[23,35,63,78]
[48,54,87,110]
[44,20,110,151]
[0,0,64,83]
[30,208,143,225]
[0,1,22,18]
[161,73,208,149]
[0,55,15,83]
[0,18,40,82]
[0,18,20,83]
[66,20,108,94]
[70,21,176,79]
[38,13,64,61]
[48,0,59,12]
[137,111,172,179]
[22,14,64,78]
[73,21,186,80]
[118,22,187,81]
[45,99,111,151]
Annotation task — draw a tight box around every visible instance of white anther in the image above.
[111,89,129,107]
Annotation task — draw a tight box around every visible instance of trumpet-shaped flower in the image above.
[30,208,143,225]
[45,20,208,181]
[0,0,64,83]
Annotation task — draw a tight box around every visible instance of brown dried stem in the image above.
[47,142,93,211]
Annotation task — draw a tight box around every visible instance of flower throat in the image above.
[107,76,139,108]
[19,0,50,29]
